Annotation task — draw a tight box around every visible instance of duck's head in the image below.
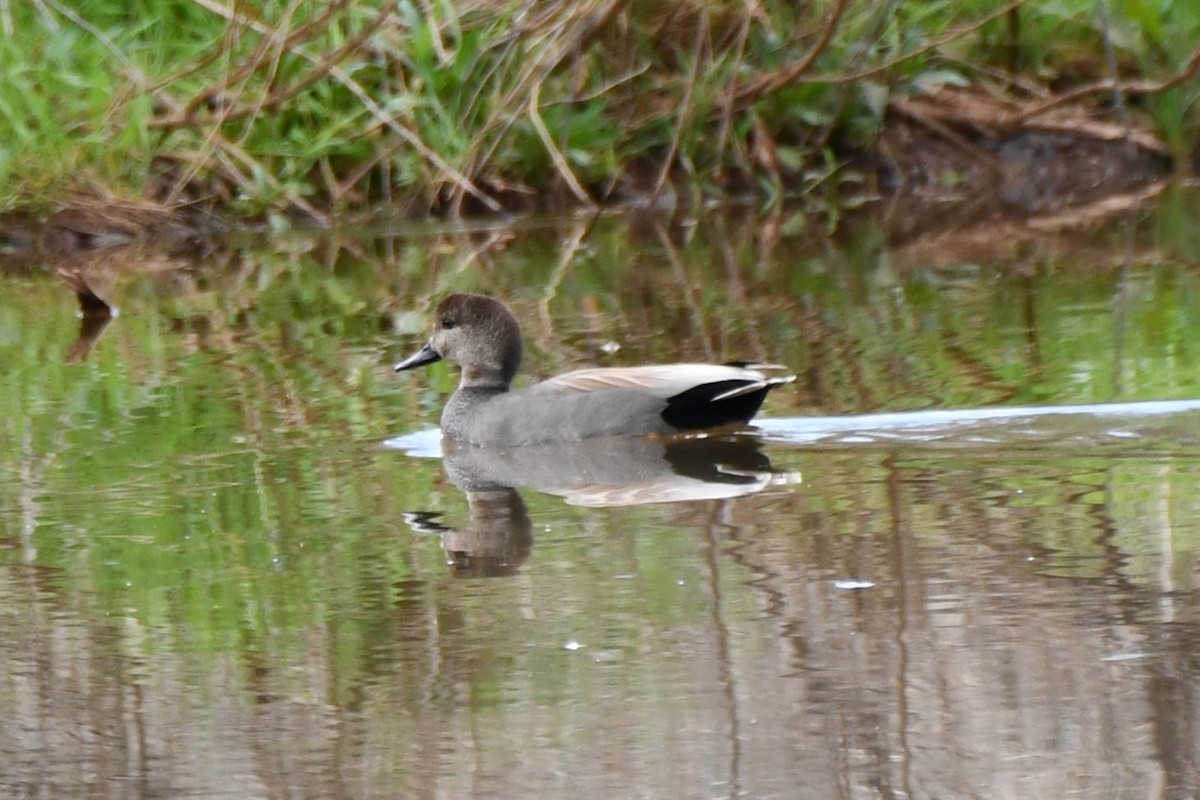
[395,293,523,389]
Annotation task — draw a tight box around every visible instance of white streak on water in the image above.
[752,399,1200,448]
[382,428,442,457]
[384,399,1200,456]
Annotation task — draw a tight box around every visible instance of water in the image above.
[3,201,1200,797]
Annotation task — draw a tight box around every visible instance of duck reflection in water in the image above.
[57,268,116,364]
[405,486,532,579]
[401,434,798,578]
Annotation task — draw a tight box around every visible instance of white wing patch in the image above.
[534,363,793,399]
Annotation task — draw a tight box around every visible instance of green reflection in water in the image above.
[4,212,1200,602]
[2,204,1200,797]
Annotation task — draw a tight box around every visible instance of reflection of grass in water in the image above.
[4,213,1200,661]
[792,447,1200,589]
[4,223,1200,800]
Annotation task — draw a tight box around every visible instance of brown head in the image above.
[395,293,523,390]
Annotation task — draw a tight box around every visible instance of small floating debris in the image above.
[564,639,585,651]
[1100,652,1148,663]
[834,579,876,590]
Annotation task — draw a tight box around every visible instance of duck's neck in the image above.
[459,363,512,391]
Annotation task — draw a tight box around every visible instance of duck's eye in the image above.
[440,315,456,329]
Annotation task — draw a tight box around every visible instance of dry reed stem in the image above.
[153,1,383,127]
[826,0,1027,87]
[197,0,304,118]
[653,9,708,199]
[720,0,1027,118]
[528,78,594,206]
[227,2,300,148]
[1018,45,1200,122]
[42,0,140,76]
[451,0,630,211]
[724,0,849,113]
[176,0,502,214]
[713,8,755,180]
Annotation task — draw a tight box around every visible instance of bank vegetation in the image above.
[2,0,1199,227]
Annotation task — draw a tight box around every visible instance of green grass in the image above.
[1,0,1197,220]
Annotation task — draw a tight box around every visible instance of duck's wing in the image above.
[531,363,795,431]
[534,363,793,401]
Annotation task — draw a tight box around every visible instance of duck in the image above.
[395,293,793,446]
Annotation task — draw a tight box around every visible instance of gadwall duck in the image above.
[395,293,793,446]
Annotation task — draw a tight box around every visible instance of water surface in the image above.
[3,201,1200,798]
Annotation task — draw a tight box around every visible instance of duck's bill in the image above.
[395,341,442,372]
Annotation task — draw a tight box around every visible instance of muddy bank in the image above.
[878,87,1172,242]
